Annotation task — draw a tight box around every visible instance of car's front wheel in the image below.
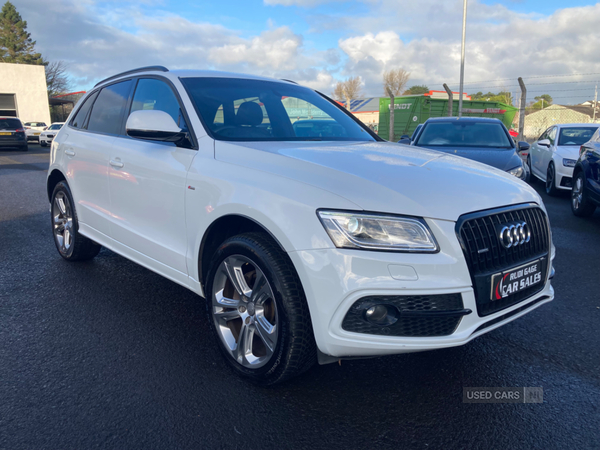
[205,232,316,385]
[51,181,101,261]
[40,141,47,147]
[571,172,596,217]
[545,162,559,196]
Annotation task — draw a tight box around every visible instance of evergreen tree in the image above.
[0,1,45,65]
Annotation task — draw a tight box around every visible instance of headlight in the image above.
[317,210,439,252]
[508,165,525,179]
[562,158,577,168]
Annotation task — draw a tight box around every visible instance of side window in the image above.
[548,127,557,144]
[87,80,133,135]
[130,78,187,129]
[71,91,98,129]
[538,128,549,141]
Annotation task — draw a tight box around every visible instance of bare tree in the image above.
[333,76,363,110]
[46,60,72,97]
[383,68,410,141]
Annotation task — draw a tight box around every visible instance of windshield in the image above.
[49,124,63,130]
[0,118,22,130]
[416,121,513,148]
[181,77,375,142]
[558,127,598,146]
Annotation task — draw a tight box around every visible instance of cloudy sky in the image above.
[12,0,600,103]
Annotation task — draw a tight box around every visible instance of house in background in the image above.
[524,104,599,140]
[0,62,51,124]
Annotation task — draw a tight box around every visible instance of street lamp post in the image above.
[458,0,468,118]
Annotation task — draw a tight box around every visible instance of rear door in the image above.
[107,77,196,276]
[64,80,133,237]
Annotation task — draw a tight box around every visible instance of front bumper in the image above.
[555,164,574,190]
[289,218,555,358]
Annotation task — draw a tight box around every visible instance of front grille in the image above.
[456,204,550,316]
[342,294,469,337]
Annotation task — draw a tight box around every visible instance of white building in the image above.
[0,62,51,124]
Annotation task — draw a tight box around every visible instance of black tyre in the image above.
[21,144,28,152]
[527,155,533,181]
[545,162,559,196]
[40,141,47,147]
[571,171,596,217]
[205,232,316,385]
[51,181,101,261]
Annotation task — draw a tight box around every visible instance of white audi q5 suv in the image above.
[46,66,555,384]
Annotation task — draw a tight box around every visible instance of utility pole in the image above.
[593,82,598,122]
[518,77,526,142]
[458,0,468,118]
[443,83,454,117]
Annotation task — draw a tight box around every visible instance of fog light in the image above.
[364,304,398,326]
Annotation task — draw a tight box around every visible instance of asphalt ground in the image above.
[1,144,599,450]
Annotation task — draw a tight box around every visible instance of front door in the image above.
[107,78,196,276]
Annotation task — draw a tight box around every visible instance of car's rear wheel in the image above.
[545,162,559,196]
[20,144,28,152]
[571,172,596,217]
[51,181,101,261]
[205,232,316,385]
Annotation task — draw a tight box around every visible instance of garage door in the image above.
[0,93,17,117]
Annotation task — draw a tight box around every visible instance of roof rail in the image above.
[281,79,298,85]
[94,66,169,87]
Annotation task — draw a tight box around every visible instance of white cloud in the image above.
[11,0,600,104]
[336,3,600,101]
[208,27,302,70]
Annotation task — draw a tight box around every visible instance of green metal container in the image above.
[378,95,517,140]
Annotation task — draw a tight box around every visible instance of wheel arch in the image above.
[197,214,287,290]
[47,169,67,202]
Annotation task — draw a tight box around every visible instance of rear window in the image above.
[416,121,513,148]
[0,118,22,130]
[48,124,63,130]
[558,127,598,146]
[87,80,132,135]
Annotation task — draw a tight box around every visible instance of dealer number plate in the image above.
[491,259,543,301]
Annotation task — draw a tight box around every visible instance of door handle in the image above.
[109,159,124,168]
[64,149,75,156]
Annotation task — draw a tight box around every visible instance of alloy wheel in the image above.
[52,191,74,255]
[211,255,278,369]
[572,175,583,210]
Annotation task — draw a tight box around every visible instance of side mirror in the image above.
[537,139,551,148]
[126,110,187,144]
[398,138,411,145]
[399,134,410,140]
[518,141,530,151]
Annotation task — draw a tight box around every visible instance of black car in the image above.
[571,131,600,217]
[410,117,529,181]
[0,117,28,151]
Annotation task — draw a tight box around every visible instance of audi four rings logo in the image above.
[498,222,531,248]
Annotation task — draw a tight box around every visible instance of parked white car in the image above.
[46,67,555,384]
[23,121,48,141]
[39,122,64,147]
[528,123,599,195]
